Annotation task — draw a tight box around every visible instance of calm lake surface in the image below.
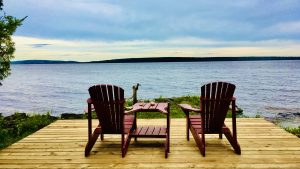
[0,61,299,120]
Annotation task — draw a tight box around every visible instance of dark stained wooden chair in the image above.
[85,84,135,157]
[179,82,241,156]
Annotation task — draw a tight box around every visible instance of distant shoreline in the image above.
[12,56,300,64]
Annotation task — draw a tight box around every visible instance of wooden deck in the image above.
[0,118,299,168]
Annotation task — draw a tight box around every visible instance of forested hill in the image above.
[90,56,300,63]
[12,56,300,64]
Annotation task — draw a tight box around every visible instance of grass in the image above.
[125,96,244,118]
[0,112,57,149]
[125,96,201,118]
[283,126,300,138]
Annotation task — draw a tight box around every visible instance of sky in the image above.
[4,0,300,61]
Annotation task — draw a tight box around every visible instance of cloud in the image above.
[30,43,51,48]
[5,0,300,42]
[12,36,300,62]
[71,1,122,16]
[265,21,300,34]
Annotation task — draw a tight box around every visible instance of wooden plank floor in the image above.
[0,118,299,168]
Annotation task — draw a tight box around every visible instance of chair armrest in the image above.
[84,98,94,114]
[229,106,240,112]
[125,108,139,115]
[230,97,240,112]
[87,98,93,104]
[178,104,201,113]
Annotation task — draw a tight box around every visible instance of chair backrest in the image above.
[201,82,235,133]
[88,84,125,134]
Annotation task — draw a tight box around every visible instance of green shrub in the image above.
[284,126,300,138]
[0,129,10,148]
[0,112,57,149]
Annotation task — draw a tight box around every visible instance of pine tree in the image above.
[0,0,26,85]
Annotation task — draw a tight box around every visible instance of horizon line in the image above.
[11,56,300,64]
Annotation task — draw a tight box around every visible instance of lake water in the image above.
[0,61,299,123]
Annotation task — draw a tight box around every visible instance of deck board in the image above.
[0,118,299,168]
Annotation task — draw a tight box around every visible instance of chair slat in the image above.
[159,127,167,136]
[114,86,121,132]
[146,126,155,135]
[107,85,116,132]
[152,126,161,135]
[91,85,110,131]
[204,83,210,132]
[142,103,151,109]
[139,126,148,135]
[210,82,217,131]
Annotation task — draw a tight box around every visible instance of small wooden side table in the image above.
[126,102,170,158]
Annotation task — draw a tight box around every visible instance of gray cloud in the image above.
[5,0,300,42]
[30,43,51,48]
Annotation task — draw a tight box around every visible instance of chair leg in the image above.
[223,130,241,155]
[121,133,125,157]
[201,131,205,157]
[122,133,132,157]
[165,134,168,158]
[219,133,222,139]
[134,114,137,142]
[167,133,170,153]
[190,126,205,156]
[182,109,190,141]
[186,117,190,141]
[101,134,104,140]
[85,132,100,157]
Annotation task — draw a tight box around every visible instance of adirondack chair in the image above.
[84,84,135,157]
[179,82,241,156]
